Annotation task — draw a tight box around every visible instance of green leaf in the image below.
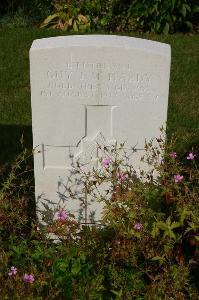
[179,208,190,224]
[156,22,161,31]
[73,20,78,32]
[163,22,169,34]
[58,12,70,21]
[100,17,109,26]
[171,0,175,10]
[158,221,168,231]
[181,4,187,17]
[184,4,191,12]
[41,14,59,27]
[164,229,176,239]
[185,21,193,30]
[193,6,199,13]
[78,24,87,31]
[171,221,181,229]
[111,289,123,299]
[78,14,89,24]
[68,18,73,26]
[79,253,86,263]
[151,223,160,238]
[151,256,165,262]
[71,259,81,275]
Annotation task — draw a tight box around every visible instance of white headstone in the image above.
[30,35,171,224]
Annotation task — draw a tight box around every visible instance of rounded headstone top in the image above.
[30,35,170,57]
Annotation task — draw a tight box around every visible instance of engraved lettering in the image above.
[43,64,155,102]
[41,90,52,97]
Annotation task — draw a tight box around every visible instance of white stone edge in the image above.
[30,34,171,57]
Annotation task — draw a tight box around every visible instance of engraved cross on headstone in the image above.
[73,105,117,168]
[42,105,117,170]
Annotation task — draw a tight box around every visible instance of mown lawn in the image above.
[0,28,198,165]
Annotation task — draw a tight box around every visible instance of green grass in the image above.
[0,28,198,165]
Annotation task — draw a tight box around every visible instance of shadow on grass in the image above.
[0,125,32,167]
[0,125,36,238]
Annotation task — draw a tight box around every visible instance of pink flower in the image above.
[117,171,126,182]
[174,174,184,183]
[23,273,35,283]
[102,158,111,168]
[54,209,68,221]
[170,152,177,159]
[8,266,17,276]
[134,223,143,230]
[187,152,196,160]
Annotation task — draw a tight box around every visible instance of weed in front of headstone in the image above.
[0,144,35,240]
[0,133,198,299]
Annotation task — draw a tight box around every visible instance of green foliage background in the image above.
[0,0,198,33]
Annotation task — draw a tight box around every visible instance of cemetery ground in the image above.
[0,29,199,299]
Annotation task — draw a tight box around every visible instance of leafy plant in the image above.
[0,132,198,298]
[40,0,198,33]
[127,0,199,33]
[41,0,91,32]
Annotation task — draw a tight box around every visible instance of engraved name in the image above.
[40,61,157,102]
